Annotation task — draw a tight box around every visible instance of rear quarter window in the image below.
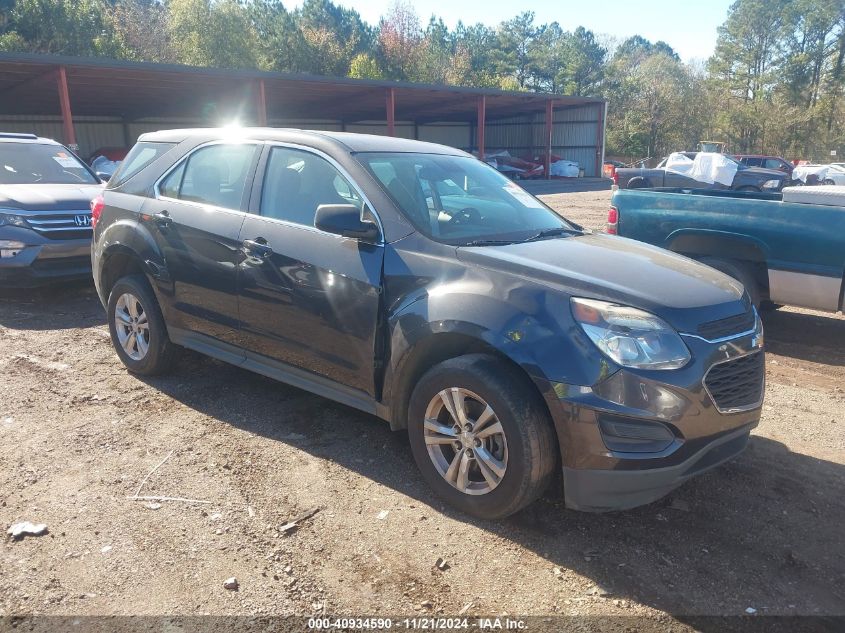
[109,141,176,188]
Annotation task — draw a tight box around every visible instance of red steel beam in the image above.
[256,79,267,126]
[385,87,396,137]
[56,66,77,148]
[477,95,486,160]
[544,99,554,179]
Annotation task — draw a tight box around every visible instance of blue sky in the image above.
[289,0,735,62]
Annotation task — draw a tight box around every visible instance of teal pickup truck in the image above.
[609,186,845,313]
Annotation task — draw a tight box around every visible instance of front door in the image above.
[236,145,384,396]
[145,142,260,343]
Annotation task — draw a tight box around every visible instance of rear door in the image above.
[663,169,703,188]
[236,144,384,396]
[145,141,260,343]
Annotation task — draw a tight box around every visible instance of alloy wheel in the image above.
[114,292,150,361]
[423,388,508,495]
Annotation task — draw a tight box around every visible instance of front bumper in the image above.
[0,226,92,287]
[548,326,764,512]
[563,423,753,511]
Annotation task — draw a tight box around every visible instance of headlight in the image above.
[571,298,691,370]
[761,179,781,189]
[0,211,30,227]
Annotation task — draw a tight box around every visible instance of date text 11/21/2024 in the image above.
[306,617,528,630]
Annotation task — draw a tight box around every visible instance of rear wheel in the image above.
[107,274,179,375]
[407,354,557,519]
[699,257,761,307]
[626,177,651,189]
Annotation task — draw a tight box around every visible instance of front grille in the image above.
[704,351,765,412]
[697,310,756,340]
[23,211,92,240]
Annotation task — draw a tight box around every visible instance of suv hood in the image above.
[0,183,104,212]
[457,233,748,333]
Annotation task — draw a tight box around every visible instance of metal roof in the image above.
[0,52,605,123]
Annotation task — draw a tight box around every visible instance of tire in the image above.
[626,177,651,189]
[823,179,835,186]
[407,354,557,519]
[107,274,179,375]
[699,257,761,307]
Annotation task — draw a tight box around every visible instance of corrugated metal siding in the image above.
[418,123,471,148]
[554,104,603,122]
[346,122,415,139]
[0,114,124,157]
[470,102,604,175]
[483,122,531,153]
[1,101,605,175]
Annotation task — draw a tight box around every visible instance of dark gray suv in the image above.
[92,128,765,518]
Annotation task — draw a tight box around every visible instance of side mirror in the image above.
[315,204,379,242]
[96,171,112,183]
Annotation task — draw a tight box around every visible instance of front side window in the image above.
[159,143,257,210]
[260,146,362,227]
[0,142,98,185]
[357,152,575,245]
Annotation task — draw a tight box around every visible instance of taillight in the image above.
[612,170,619,186]
[607,206,618,234]
[90,195,104,229]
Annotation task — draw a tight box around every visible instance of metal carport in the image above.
[0,52,606,177]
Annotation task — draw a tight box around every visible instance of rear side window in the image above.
[110,141,175,187]
[159,143,258,210]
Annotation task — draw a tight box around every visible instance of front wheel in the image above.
[107,274,179,375]
[407,354,557,519]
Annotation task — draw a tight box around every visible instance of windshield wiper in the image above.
[463,226,584,247]
[522,226,584,241]
[463,238,524,247]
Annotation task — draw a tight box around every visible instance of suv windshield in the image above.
[0,143,98,185]
[357,152,576,245]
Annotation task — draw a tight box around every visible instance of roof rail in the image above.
[0,132,38,140]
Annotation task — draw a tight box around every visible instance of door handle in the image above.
[243,238,273,258]
[153,211,172,227]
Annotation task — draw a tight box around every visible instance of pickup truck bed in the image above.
[610,187,845,313]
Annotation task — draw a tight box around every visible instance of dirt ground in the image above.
[1,190,843,628]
